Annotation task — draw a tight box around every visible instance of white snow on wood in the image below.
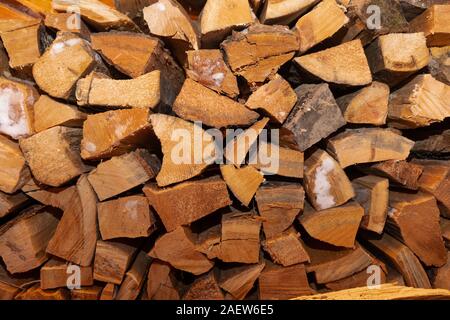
[313,157,336,210]
[0,87,30,139]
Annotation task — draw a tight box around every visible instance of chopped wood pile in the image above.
[0,0,450,301]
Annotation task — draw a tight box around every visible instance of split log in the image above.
[262,228,310,266]
[88,149,160,201]
[195,224,221,260]
[365,33,430,85]
[413,129,450,154]
[99,0,153,19]
[146,260,180,300]
[294,40,372,86]
[81,108,153,161]
[221,24,298,84]
[220,165,264,207]
[260,0,318,25]
[98,195,156,240]
[200,0,253,47]
[20,126,87,187]
[409,4,450,46]
[100,283,117,300]
[417,163,450,214]
[0,41,10,75]
[93,240,137,284]
[0,135,30,193]
[325,264,387,291]
[294,0,349,53]
[305,243,374,284]
[44,13,90,38]
[173,78,259,128]
[40,259,93,290]
[46,175,98,266]
[183,271,224,300]
[433,252,450,290]
[116,251,151,300]
[363,233,432,288]
[368,160,424,190]
[0,191,28,218]
[336,82,389,125]
[34,95,86,132]
[76,71,161,110]
[282,83,345,152]
[11,0,55,16]
[24,184,77,211]
[0,206,58,274]
[259,263,313,299]
[352,175,389,234]
[32,33,104,99]
[71,286,103,300]
[386,191,447,267]
[149,226,215,275]
[300,202,364,248]
[326,128,414,168]
[52,0,139,31]
[245,74,297,124]
[149,113,217,187]
[387,74,450,129]
[303,149,354,211]
[0,77,38,139]
[143,176,231,232]
[186,49,239,98]
[255,181,304,238]
[218,263,265,300]
[15,284,69,300]
[0,264,36,300]
[428,46,450,85]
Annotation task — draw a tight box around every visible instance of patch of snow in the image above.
[0,87,29,139]
[313,157,336,210]
[84,142,97,152]
[115,125,126,138]
[156,2,166,11]
[212,72,225,86]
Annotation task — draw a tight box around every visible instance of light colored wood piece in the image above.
[40,259,93,290]
[0,135,30,193]
[219,263,265,300]
[409,4,450,46]
[418,164,450,214]
[220,165,264,207]
[146,260,180,300]
[369,160,424,190]
[0,191,28,218]
[263,228,310,266]
[116,251,151,300]
[260,0,318,25]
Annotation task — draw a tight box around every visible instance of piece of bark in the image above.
[183,271,224,300]
[282,83,345,152]
[173,79,259,128]
[93,240,137,284]
[221,24,298,84]
[40,258,93,290]
[88,149,160,201]
[255,181,304,238]
[150,226,214,275]
[143,176,231,232]
[352,175,389,234]
[303,149,354,211]
[263,228,310,266]
[32,32,104,99]
[387,74,450,129]
[52,0,138,31]
[15,284,70,300]
[294,0,349,53]
[0,191,28,218]
[428,46,450,85]
[305,243,374,284]
[20,126,86,187]
[225,117,269,167]
[200,0,253,47]
[245,74,297,124]
[147,260,180,300]
[220,165,264,207]
[259,263,313,299]
[149,113,216,187]
[249,140,304,178]
[0,206,58,274]
[386,191,447,267]
[418,163,450,214]
[368,160,424,190]
[218,263,265,300]
[365,33,430,85]
[413,129,450,154]
[116,251,151,300]
[300,202,364,248]
[100,283,117,300]
[0,22,42,72]
[294,39,372,86]
[363,233,431,288]
[46,175,98,266]
[98,195,156,240]
[260,0,318,25]
[326,128,414,169]
[143,0,199,62]
[216,212,261,264]
[34,95,86,132]
[0,135,30,193]
[44,13,90,38]
[71,286,103,300]
[186,49,239,98]
[0,76,38,140]
[409,4,450,46]
[336,82,389,125]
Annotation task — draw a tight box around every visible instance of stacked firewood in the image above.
[0,0,449,300]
